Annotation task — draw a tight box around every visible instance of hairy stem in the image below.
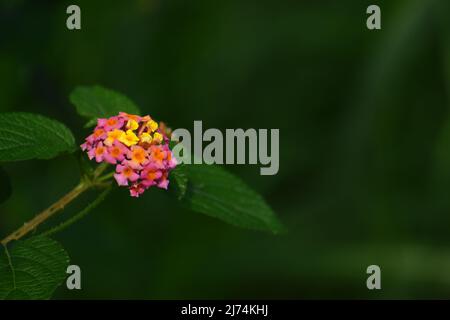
[1,181,89,246]
[97,171,115,182]
[41,186,112,237]
[93,162,109,179]
[1,161,116,246]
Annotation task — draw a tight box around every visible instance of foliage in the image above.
[0,236,69,299]
[179,164,284,234]
[70,86,141,127]
[0,86,284,299]
[0,112,75,162]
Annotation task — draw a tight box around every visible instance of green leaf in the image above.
[0,112,76,162]
[177,164,285,234]
[0,167,12,204]
[170,164,188,200]
[70,85,141,124]
[0,236,70,300]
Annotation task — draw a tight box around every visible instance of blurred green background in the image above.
[1,0,450,298]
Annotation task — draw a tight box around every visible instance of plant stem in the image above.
[1,181,90,246]
[1,160,117,246]
[41,186,112,237]
[93,162,109,179]
[97,171,115,182]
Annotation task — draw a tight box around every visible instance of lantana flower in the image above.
[81,112,177,197]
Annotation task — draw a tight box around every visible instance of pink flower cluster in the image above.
[81,112,177,197]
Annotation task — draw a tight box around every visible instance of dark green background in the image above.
[1,0,450,298]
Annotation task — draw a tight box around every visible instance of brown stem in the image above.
[1,181,89,246]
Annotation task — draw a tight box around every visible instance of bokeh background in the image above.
[1,0,450,298]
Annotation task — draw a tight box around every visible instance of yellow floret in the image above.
[140,132,152,143]
[119,130,139,146]
[126,119,139,131]
[146,120,159,132]
[104,129,125,146]
[153,132,163,143]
